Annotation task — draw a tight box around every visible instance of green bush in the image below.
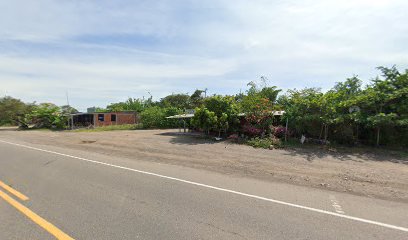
[74,124,143,132]
[26,103,67,129]
[191,107,217,134]
[246,136,282,149]
[0,96,33,126]
[140,106,180,128]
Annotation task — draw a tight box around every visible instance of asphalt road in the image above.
[0,139,407,240]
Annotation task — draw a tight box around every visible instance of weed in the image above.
[73,124,143,132]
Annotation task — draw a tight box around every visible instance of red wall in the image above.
[94,113,137,127]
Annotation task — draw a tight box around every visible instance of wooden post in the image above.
[285,117,288,142]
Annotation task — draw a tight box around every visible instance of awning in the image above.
[238,110,286,117]
[166,111,285,119]
[166,114,195,119]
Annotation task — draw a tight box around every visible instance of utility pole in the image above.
[66,91,70,107]
[66,91,73,130]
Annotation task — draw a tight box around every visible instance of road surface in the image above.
[0,139,407,239]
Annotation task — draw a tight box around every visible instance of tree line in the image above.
[0,66,406,147]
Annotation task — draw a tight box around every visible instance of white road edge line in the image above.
[1,139,407,233]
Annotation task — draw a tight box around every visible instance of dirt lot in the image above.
[1,128,407,202]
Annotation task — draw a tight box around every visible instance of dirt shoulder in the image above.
[1,129,407,202]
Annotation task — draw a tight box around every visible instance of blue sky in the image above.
[1,0,407,111]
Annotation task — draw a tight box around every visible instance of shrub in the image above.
[273,126,287,138]
[246,137,272,148]
[0,96,34,126]
[246,136,282,149]
[204,95,241,133]
[242,124,264,136]
[140,106,180,128]
[191,107,217,134]
[26,103,67,129]
[74,124,143,132]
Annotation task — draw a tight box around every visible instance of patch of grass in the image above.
[280,137,408,160]
[246,137,282,149]
[397,151,408,159]
[281,138,303,148]
[73,124,143,132]
[21,128,53,132]
[0,123,16,127]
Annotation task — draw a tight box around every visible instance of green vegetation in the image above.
[278,66,408,147]
[1,65,407,148]
[140,106,180,129]
[106,98,147,112]
[25,103,67,129]
[246,137,282,149]
[0,96,34,126]
[73,124,143,132]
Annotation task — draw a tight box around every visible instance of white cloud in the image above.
[0,0,407,110]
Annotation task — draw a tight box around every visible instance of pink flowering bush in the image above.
[273,126,286,138]
[242,124,264,136]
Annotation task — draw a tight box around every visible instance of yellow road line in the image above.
[0,189,74,240]
[0,180,29,201]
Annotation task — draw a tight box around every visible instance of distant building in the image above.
[70,111,138,128]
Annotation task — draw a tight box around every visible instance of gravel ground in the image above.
[1,128,407,202]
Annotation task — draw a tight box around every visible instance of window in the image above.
[111,114,117,121]
[98,114,104,122]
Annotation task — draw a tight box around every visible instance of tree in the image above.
[245,77,281,103]
[106,98,146,112]
[26,103,67,129]
[242,96,274,136]
[278,88,324,137]
[203,95,241,135]
[61,105,79,115]
[160,94,191,109]
[140,106,180,128]
[0,96,33,126]
[354,66,408,146]
[190,90,205,108]
[259,86,281,103]
[240,78,282,137]
[325,76,364,143]
[191,108,217,135]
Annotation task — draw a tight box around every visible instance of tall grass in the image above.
[73,124,143,132]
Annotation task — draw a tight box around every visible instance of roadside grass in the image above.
[243,136,408,160]
[72,124,143,132]
[280,137,408,160]
[20,128,53,132]
[246,137,279,149]
[0,123,16,127]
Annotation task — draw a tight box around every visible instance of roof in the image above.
[70,111,136,116]
[69,112,93,116]
[94,111,136,114]
[166,113,195,119]
[166,110,286,119]
[237,110,286,117]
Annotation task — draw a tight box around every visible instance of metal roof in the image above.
[166,113,195,119]
[237,110,286,117]
[70,111,136,116]
[166,111,285,119]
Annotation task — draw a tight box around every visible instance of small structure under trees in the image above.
[70,111,138,128]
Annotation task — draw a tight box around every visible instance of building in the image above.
[70,111,138,128]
